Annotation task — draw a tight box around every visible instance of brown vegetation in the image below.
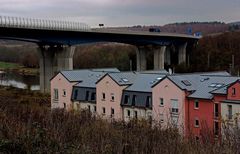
[0,86,239,153]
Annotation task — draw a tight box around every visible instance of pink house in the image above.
[96,72,137,120]
[51,68,120,111]
[51,72,79,110]
[152,77,186,133]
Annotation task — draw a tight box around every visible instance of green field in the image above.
[0,61,20,69]
[0,61,39,75]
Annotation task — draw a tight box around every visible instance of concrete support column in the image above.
[165,47,171,65]
[38,45,75,93]
[38,46,55,93]
[55,46,75,71]
[153,46,166,70]
[136,46,147,71]
[178,42,187,65]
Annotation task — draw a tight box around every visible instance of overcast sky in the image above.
[0,0,239,27]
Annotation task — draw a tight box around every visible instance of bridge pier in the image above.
[136,46,147,71]
[38,45,75,93]
[178,43,187,65]
[153,46,166,70]
[165,47,171,65]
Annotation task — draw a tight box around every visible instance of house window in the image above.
[214,121,219,136]
[102,107,106,114]
[94,105,97,112]
[63,103,66,109]
[214,103,219,118]
[102,93,106,100]
[124,95,130,104]
[111,93,115,102]
[85,91,89,101]
[146,96,151,108]
[88,105,91,111]
[111,108,115,116]
[160,114,164,123]
[127,110,131,117]
[91,93,96,101]
[63,89,66,96]
[228,105,233,119]
[171,116,178,127]
[132,95,136,106]
[54,89,58,100]
[194,100,199,109]
[134,111,138,118]
[160,98,164,107]
[76,103,80,110]
[74,89,78,100]
[232,88,236,96]
[171,99,179,113]
[195,118,199,127]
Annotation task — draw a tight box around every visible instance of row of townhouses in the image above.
[51,68,240,140]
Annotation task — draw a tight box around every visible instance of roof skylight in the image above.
[181,80,191,86]
[121,78,129,82]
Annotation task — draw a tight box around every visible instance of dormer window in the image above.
[124,95,130,104]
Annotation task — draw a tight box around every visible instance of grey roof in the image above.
[61,68,120,82]
[168,73,239,99]
[108,72,138,86]
[125,73,166,92]
[61,70,90,82]
[140,69,169,75]
[222,99,240,104]
[90,68,120,73]
[210,85,229,95]
[74,71,106,88]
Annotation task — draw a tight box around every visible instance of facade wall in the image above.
[96,75,127,120]
[221,102,240,122]
[187,99,214,138]
[51,73,77,110]
[73,101,96,113]
[227,82,240,101]
[152,78,186,133]
[123,107,152,122]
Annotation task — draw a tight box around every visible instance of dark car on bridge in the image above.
[149,28,161,32]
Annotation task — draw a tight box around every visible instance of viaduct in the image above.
[0,16,200,92]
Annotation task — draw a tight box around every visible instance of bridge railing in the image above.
[0,16,91,31]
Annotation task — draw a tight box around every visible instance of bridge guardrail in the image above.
[0,15,91,32]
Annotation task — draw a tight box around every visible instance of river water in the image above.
[0,71,39,90]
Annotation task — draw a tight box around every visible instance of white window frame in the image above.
[111,93,115,102]
[194,100,199,109]
[171,99,179,114]
[194,118,199,128]
[62,89,66,97]
[160,98,164,107]
[54,89,59,100]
